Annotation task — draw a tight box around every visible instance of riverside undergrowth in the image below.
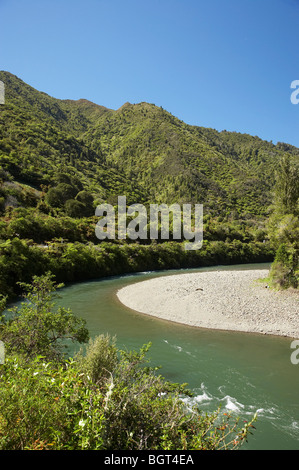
[0,273,257,450]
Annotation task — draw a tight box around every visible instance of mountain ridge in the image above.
[0,70,298,218]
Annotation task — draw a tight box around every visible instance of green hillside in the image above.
[0,71,145,208]
[0,70,298,298]
[1,70,297,217]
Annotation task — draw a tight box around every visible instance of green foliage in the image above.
[46,183,93,217]
[0,70,290,299]
[0,272,89,360]
[0,354,105,450]
[76,334,119,384]
[0,235,274,301]
[65,199,86,218]
[273,154,299,217]
[0,70,288,451]
[0,275,256,450]
[1,71,298,218]
[75,190,94,216]
[268,154,299,289]
[46,187,65,208]
[0,238,46,298]
[0,336,256,450]
[269,243,298,289]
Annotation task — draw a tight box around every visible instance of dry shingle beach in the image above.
[117,269,299,338]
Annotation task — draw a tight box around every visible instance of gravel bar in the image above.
[117,269,299,338]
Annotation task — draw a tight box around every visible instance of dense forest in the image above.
[0,70,297,300]
[1,71,297,214]
[0,71,297,450]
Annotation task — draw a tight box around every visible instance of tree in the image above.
[0,272,89,360]
[45,186,64,208]
[273,154,299,217]
[65,199,86,218]
[46,183,78,208]
[268,154,299,289]
[75,190,94,216]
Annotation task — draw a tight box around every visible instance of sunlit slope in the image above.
[1,70,298,216]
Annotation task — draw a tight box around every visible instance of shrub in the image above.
[0,276,256,450]
[0,340,256,450]
[0,272,89,360]
[65,199,86,218]
[269,243,298,289]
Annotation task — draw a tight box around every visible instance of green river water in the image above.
[56,262,299,450]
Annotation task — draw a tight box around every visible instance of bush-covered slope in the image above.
[2,71,298,298]
[1,70,298,218]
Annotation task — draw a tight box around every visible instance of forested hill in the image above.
[1,70,298,218]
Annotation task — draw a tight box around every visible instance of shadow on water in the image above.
[56,263,299,450]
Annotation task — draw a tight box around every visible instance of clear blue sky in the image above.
[1,0,299,147]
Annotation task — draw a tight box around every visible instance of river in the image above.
[56,262,299,450]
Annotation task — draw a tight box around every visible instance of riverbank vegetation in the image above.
[0,274,256,450]
[268,154,298,289]
[0,236,274,301]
